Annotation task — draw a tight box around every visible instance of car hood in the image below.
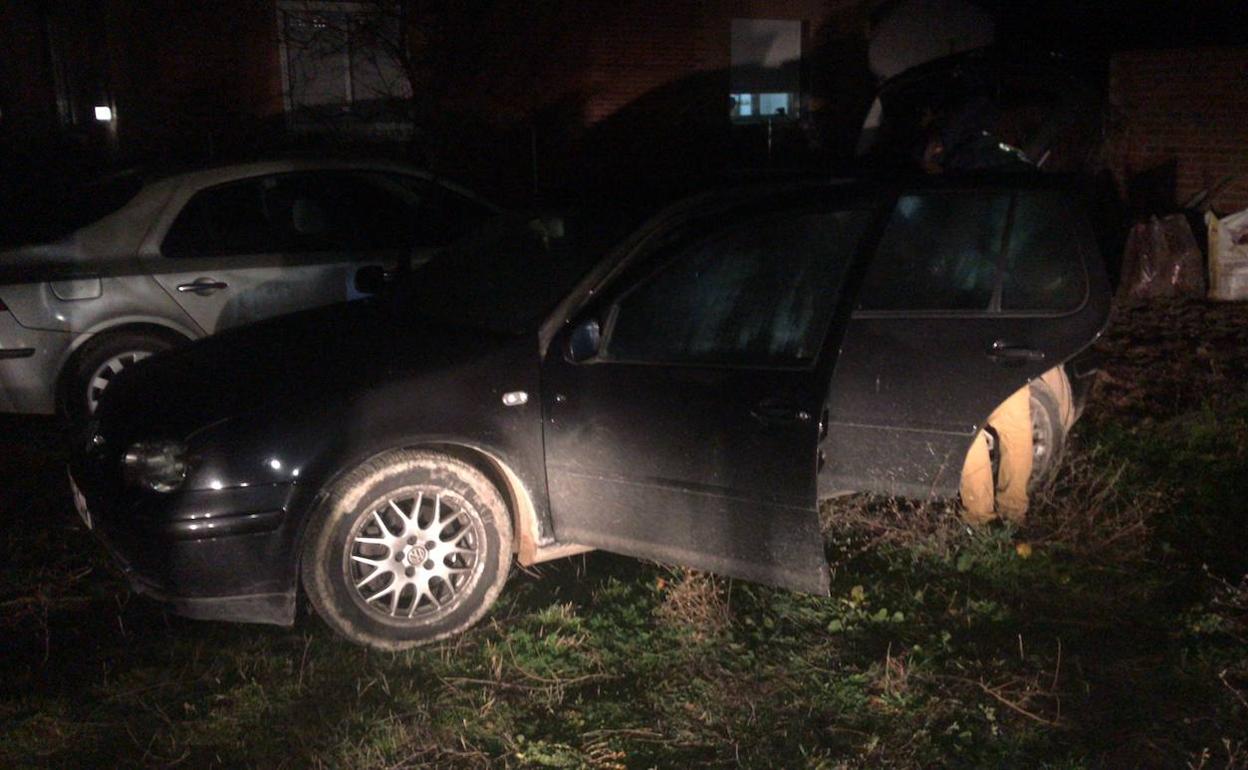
[98,298,521,441]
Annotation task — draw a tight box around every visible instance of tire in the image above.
[62,328,183,422]
[300,450,512,650]
[1028,378,1066,491]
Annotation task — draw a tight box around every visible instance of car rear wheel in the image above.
[63,329,183,421]
[301,450,512,650]
[1028,379,1066,491]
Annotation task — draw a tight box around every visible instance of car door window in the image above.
[605,209,871,367]
[1001,191,1086,311]
[162,171,431,259]
[267,172,415,254]
[857,191,1011,312]
[161,178,275,257]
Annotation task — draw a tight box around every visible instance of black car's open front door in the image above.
[542,359,831,593]
[539,200,878,595]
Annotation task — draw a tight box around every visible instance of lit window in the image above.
[278,2,411,124]
[729,19,802,123]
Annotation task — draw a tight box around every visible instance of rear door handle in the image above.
[751,398,812,426]
[987,340,1046,365]
[177,278,228,296]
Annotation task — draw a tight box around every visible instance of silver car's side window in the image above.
[161,172,434,259]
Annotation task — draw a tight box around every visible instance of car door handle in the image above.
[751,398,812,426]
[177,278,228,296]
[987,340,1046,365]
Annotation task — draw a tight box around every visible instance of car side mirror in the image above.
[354,265,387,295]
[566,318,601,363]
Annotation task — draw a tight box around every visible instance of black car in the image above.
[69,176,1110,650]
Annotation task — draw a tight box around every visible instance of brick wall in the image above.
[1109,47,1248,215]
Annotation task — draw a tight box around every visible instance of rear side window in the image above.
[161,171,447,258]
[857,189,1087,314]
[1001,191,1086,311]
[857,191,1010,311]
[162,178,274,257]
[606,209,871,367]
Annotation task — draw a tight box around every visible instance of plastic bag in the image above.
[1206,208,1248,301]
[1119,214,1206,300]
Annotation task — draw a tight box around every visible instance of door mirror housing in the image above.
[354,265,387,295]
[566,318,602,362]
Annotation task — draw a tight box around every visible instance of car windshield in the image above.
[402,208,640,333]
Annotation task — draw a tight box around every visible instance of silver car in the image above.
[0,159,496,418]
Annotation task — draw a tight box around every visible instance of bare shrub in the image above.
[821,437,1164,569]
[654,568,731,641]
[820,493,969,569]
[1027,442,1162,563]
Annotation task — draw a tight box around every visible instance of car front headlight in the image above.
[122,441,190,493]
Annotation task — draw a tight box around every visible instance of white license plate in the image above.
[69,471,92,530]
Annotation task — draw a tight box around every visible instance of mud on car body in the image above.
[69,174,1110,650]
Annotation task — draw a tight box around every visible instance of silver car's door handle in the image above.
[176,278,228,296]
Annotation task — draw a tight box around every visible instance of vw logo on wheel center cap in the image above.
[403,544,428,566]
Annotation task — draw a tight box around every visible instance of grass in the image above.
[2,298,1247,768]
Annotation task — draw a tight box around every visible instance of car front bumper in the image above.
[68,461,301,626]
[0,312,68,414]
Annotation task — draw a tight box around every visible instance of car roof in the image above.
[144,158,490,208]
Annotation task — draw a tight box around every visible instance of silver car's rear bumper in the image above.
[0,312,69,414]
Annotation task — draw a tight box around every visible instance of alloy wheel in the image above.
[343,488,484,621]
[87,351,151,414]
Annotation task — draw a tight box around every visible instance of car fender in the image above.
[63,314,198,358]
[286,435,569,569]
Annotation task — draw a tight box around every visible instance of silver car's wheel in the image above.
[345,488,485,621]
[302,450,512,650]
[62,329,183,422]
[87,351,151,414]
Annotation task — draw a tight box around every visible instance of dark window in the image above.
[858,191,1010,311]
[1001,191,1086,311]
[161,179,275,258]
[606,209,871,366]
[162,172,451,258]
[384,175,494,247]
